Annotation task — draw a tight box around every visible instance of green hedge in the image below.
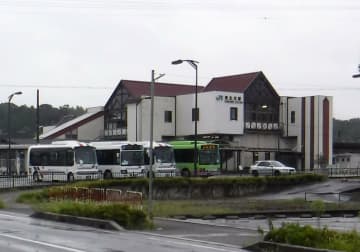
[37,201,152,230]
[17,174,326,204]
[265,223,360,252]
[71,173,326,189]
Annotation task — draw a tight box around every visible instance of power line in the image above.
[0,84,113,89]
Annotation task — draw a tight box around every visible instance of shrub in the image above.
[265,223,360,252]
[16,189,49,204]
[39,201,152,230]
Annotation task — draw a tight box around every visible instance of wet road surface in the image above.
[0,211,250,252]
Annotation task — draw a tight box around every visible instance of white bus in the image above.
[28,141,99,182]
[138,141,177,177]
[90,141,146,179]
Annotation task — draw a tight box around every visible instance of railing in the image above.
[48,187,143,208]
[304,191,355,203]
[304,168,360,178]
[328,167,360,178]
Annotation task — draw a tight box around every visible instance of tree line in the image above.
[0,103,85,140]
[333,118,360,143]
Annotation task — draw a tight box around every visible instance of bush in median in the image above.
[37,201,152,230]
[264,223,360,252]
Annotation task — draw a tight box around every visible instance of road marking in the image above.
[0,233,86,252]
[0,212,28,219]
[147,237,244,252]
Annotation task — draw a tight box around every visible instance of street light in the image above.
[353,64,360,78]
[148,70,165,219]
[7,91,22,176]
[172,59,199,176]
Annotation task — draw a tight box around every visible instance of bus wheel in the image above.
[104,171,112,179]
[67,173,75,182]
[181,169,191,177]
[33,172,40,182]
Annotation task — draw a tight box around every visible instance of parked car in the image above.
[250,160,296,176]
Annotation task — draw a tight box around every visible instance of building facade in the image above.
[40,71,333,171]
[125,72,332,171]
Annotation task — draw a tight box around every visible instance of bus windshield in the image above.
[121,150,144,166]
[74,146,96,165]
[199,149,219,165]
[154,146,175,164]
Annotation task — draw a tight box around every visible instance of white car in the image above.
[250,160,296,176]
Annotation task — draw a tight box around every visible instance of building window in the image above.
[192,108,199,121]
[291,111,296,123]
[265,152,270,160]
[164,111,172,123]
[230,107,238,121]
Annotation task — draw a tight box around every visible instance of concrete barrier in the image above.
[31,212,124,231]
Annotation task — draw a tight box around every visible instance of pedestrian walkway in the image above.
[0,189,35,215]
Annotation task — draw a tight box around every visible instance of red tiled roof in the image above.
[122,80,203,97]
[203,72,261,93]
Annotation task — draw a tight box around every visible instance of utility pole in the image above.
[148,70,165,219]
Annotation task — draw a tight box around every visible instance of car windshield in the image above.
[270,161,285,167]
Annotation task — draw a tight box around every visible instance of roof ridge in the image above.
[123,79,204,88]
[212,71,261,80]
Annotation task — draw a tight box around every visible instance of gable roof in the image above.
[40,107,104,140]
[203,71,261,93]
[105,80,204,107]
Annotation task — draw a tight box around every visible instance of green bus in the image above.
[169,140,220,177]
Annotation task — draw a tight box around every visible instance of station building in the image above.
[40,71,333,172]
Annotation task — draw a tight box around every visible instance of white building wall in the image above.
[127,104,137,141]
[304,97,312,169]
[53,134,66,140]
[314,96,321,168]
[334,153,360,168]
[280,97,303,153]
[176,91,244,136]
[127,97,175,141]
[176,93,194,136]
[77,115,104,140]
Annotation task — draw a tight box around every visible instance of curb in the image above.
[31,212,124,231]
[170,209,360,220]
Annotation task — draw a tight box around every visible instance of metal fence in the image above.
[304,191,356,203]
[48,187,143,207]
[0,168,359,191]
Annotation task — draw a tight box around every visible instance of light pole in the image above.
[7,91,22,176]
[172,59,199,176]
[353,64,360,78]
[148,70,165,219]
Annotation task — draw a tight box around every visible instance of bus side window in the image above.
[41,155,48,165]
[174,149,194,163]
[66,150,74,166]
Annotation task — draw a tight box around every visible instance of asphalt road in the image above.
[0,211,250,252]
[149,218,262,248]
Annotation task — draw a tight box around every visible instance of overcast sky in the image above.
[1,0,360,120]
